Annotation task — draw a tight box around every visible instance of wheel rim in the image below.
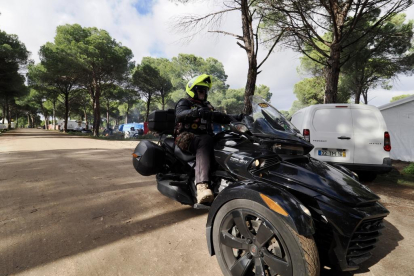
[219,208,292,276]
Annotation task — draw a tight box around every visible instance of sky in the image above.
[1,0,414,111]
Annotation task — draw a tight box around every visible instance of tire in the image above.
[212,199,319,276]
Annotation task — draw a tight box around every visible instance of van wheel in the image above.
[357,172,377,182]
[213,199,319,276]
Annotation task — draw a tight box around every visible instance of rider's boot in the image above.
[196,183,214,204]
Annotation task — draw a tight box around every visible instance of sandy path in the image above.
[0,129,413,276]
[0,129,220,276]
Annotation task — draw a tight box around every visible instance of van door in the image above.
[291,110,305,130]
[351,107,384,165]
[309,106,354,164]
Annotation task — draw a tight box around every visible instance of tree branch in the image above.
[257,29,286,69]
[208,30,243,40]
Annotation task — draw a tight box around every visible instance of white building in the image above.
[379,95,414,162]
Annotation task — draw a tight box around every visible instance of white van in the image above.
[291,104,392,181]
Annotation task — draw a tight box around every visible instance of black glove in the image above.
[228,113,244,122]
[212,112,232,123]
[197,107,212,120]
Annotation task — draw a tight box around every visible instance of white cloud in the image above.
[1,0,413,111]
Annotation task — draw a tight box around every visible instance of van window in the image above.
[291,111,304,129]
[352,109,380,133]
[313,109,352,133]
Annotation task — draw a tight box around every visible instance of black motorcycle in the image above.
[132,96,389,276]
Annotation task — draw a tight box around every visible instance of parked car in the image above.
[291,104,392,181]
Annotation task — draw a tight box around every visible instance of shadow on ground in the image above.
[1,130,91,139]
[0,144,206,275]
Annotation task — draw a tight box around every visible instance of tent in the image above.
[379,95,414,162]
[118,123,144,133]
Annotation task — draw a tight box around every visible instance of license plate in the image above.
[318,150,346,157]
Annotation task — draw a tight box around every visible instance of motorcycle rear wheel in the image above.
[212,199,319,276]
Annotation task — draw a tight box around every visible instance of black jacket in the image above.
[175,98,234,135]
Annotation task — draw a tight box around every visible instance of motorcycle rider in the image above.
[175,74,241,204]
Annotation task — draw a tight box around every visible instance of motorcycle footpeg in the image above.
[193,203,211,210]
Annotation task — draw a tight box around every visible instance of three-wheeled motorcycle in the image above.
[132,96,389,276]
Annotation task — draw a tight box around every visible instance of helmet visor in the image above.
[195,86,209,94]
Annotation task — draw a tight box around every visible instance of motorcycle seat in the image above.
[174,145,196,162]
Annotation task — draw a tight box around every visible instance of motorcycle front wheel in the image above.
[212,199,319,276]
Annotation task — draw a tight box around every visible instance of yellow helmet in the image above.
[186,74,212,99]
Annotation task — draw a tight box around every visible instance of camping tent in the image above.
[118,123,144,133]
[379,95,414,161]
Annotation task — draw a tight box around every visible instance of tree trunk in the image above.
[84,107,89,130]
[325,43,341,103]
[27,114,30,127]
[240,0,257,115]
[64,92,69,132]
[30,114,34,128]
[244,60,257,115]
[106,101,110,128]
[145,96,151,122]
[161,88,165,110]
[41,103,49,130]
[88,83,96,133]
[354,84,363,104]
[53,101,56,130]
[125,104,130,124]
[92,81,101,137]
[363,90,368,104]
[6,95,11,130]
[2,105,5,124]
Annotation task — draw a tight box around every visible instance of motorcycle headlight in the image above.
[299,204,312,217]
[235,123,249,133]
[251,159,261,169]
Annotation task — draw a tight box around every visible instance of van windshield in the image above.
[243,96,301,136]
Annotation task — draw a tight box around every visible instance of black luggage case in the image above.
[133,140,165,176]
[148,109,175,134]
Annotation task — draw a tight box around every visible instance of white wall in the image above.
[381,101,414,162]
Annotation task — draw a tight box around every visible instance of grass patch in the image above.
[402,163,414,175]
[375,161,414,187]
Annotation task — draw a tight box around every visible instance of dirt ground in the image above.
[1,129,413,276]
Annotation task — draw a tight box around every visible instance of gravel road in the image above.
[1,129,413,276]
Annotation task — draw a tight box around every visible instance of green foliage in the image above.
[0,30,29,129]
[171,54,228,93]
[340,13,414,103]
[140,57,173,110]
[390,94,413,102]
[290,76,350,115]
[209,85,272,114]
[0,29,29,65]
[403,163,414,175]
[292,10,414,105]
[293,77,325,106]
[48,24,134,135]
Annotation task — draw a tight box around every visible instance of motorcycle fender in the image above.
[206,180,314,256]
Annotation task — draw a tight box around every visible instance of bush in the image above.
[403,163,414,175]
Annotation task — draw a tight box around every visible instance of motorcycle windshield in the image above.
[244,96,301,137]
